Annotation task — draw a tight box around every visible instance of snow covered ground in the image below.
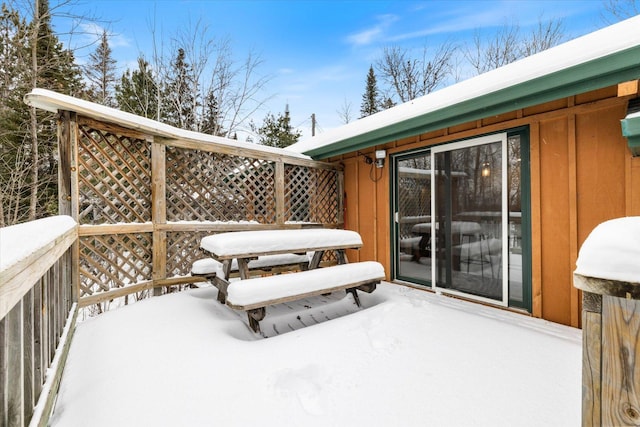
[50,282,581,427]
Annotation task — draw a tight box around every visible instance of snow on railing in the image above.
[0,216,78,427]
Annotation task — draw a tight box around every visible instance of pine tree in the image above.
[163,47,197,130]
[201,90,224,136]
[0,0,84,224]
[27,0,84,220]
[85,29,117,106]
[251,106,301,148]
[0,4,31,225]
[116,57,160,119]
[381,97,395,110]
[360,65,381,118]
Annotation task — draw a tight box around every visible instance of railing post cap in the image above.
[574,272,640,299]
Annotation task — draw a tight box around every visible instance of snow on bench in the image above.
[226,261,385,333]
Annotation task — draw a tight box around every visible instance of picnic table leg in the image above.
[247,308,266,333]
[347,288,362,307]
[237,258,251,279]
[336,249,348,264]
[215,260,233,304]
[309,250,325,269]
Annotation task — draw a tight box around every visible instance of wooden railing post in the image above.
[574,274,640,426]
[57,111,79,305]
[275,161,285,226]
[151,138,166,296]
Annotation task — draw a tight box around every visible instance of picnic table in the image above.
[197,229,385,333]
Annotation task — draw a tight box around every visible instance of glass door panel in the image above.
[432,135,508,305]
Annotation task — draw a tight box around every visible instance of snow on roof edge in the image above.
[288,15,640,155]
[24,89,310,161]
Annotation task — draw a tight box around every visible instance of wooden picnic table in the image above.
[200,228,363,281]
[198,228,384,333]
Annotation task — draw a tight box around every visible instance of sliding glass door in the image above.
[392,130,529,309]
[432,134,507,305]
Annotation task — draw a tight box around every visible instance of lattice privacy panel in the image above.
[285,165,338,224]
[78,234,153,297]
[77,124,152,224]
[166,147,276,223]
[166,231,211,277]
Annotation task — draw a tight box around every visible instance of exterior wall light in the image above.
[375,150,386,168]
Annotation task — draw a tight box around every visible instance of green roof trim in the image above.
[305,45,640,159]
[621,110,640,157]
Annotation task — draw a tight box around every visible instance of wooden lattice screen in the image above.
[58,114,343,309]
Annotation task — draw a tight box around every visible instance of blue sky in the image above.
[54,0,612,139]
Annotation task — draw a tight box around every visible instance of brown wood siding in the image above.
[629,156,640,215]
[538,117,573,325]
[332,85,639,327]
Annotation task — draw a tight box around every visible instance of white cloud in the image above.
[345,14,399,46]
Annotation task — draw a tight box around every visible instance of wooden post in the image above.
[151,138,166,296]
[275,161,285,226]
[56,111,79,304]
[574,273,640,426]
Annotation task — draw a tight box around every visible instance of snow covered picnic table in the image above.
[197,229,384,333]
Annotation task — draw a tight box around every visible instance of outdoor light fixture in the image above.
[375,150,386,168]
[481,162,491,177]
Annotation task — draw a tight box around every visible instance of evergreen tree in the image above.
[116,57,160,119]
[360,65,381,118]
[163,47,197,130]
[85,29,117,107]
[0,4,31,226]
[0,0,84,224]
[381,97,395,110]
[201,89,224,136]
[251,106,301,148]
[28,0,84,220]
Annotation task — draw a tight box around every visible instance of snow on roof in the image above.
[574,216,640,283]
[288,15,640,156]
[24,88,310,161]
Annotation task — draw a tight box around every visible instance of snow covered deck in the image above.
[49,283,581,426]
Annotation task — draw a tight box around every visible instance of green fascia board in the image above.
[306,46,640,159]
[622,112,640,156]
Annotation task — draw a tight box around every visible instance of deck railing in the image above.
[0,216,78,427]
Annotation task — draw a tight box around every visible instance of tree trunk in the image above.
[28,0,40,221]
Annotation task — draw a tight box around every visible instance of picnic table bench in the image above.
[197,229,385,333]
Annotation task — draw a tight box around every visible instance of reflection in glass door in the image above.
[394,152,432,285]
[432,135,507,305]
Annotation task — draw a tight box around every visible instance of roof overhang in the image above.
[288,16,640,160]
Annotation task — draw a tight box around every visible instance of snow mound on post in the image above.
[574,216,640,283]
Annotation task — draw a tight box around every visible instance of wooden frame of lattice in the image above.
[55,112,343,308]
